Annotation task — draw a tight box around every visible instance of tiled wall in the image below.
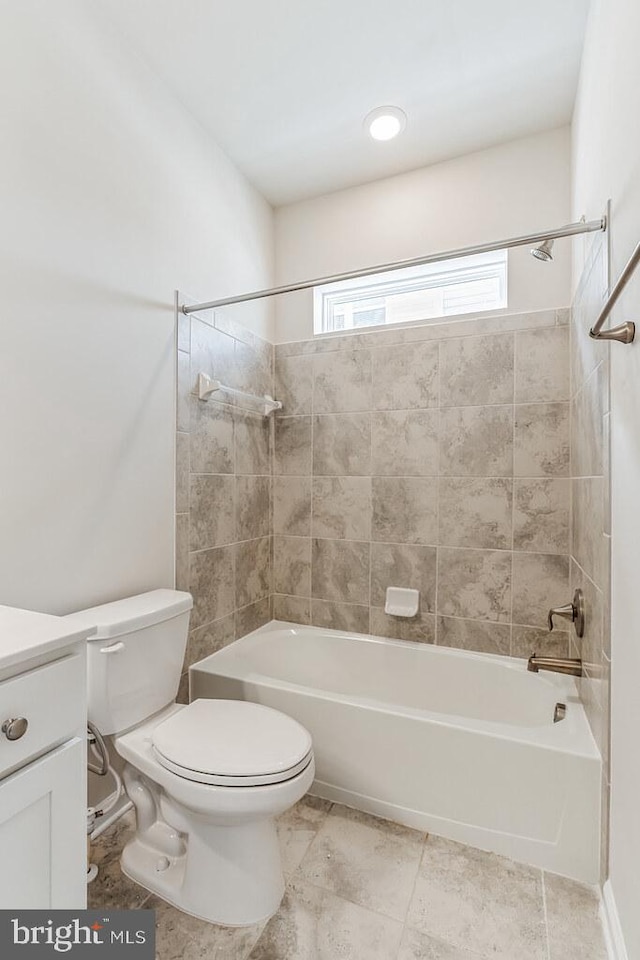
[175,305,273,698]
[271,308,573,657]
[570,232,611,883]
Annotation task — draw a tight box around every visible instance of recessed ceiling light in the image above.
[365,106,407,141]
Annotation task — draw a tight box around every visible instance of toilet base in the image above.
[121,815,285,927]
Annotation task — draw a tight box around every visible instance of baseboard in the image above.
[601,880,629,960]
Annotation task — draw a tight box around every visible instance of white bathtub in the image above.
[190,621,601,882]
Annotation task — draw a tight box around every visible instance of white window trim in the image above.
[313,250,508,336]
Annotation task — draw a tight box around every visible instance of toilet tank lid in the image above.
[64,589,193,641]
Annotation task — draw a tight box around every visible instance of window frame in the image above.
[313,250,508,336]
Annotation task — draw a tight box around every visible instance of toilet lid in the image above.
[152,699,313,786]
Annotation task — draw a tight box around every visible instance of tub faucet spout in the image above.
[527,654,583,677]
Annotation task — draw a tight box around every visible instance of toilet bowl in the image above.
[67,590,314,925]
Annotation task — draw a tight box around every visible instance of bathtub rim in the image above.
[190,619,599,759]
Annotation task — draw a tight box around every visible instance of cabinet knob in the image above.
[2,717,28,741]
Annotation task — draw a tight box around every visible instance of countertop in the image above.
[0,604,96,672]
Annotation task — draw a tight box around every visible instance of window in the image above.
[313,250,508,335]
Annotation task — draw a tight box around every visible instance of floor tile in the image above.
[248,879,403,960]
[277,795,333,875]
[298,803,425,921]
[544,873,608,960]
[151,896,264,960]
[88,856,150,910]
[407,836,547,960]
[398,925,486,960]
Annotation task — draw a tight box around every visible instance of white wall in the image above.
[274,128,572,343]
[0,1,273,615]
[572,1,640,955]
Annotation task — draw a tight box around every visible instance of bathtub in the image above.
[190,621,601,882]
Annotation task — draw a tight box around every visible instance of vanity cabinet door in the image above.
[0,738,86,909]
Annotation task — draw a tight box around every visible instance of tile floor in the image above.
[89,797,608,960]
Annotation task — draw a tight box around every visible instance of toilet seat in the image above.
[152,698,314,787]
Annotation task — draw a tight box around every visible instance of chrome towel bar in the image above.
[589,240,640,344]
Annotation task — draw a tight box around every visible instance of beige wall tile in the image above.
[371,410,439,476]
[184,614,235,670]
[372,477,438,544]
[190,318,236,395]
[571,362,605,479]
[513,479,570,554]
[311,539,370,604]
[176,671,189,705]
[512,552,570,628]
[275,355,313,416]
[274,417,312,475]
[603,413,611,536]
[371,341,438,410]
[571,234,609,392]
[177,350,190,432]
[235,410,271,476]
[175,513,189,591]
[176,432,189,514]
[439,333,514,407]
[370,542,437,610]
[439,406,513,476]
[437,548,512,623]
[273,536,312,597]
[511,625,570,659]
[235,337,272,398]
[273,595,312,624]
[515,326,569,402]
[189,475,235,550]
[178,309,578,662]
[313,413,371,475]
[235,596,271,639]
[177,309,190,354]
[312,477,371,540]
[273,477,311,536]
[189,396,234,475]
[571,478,604,586]
[311,599,370,633]
[236,475,271,540]
[514,403,570,477]
[570,558,604,675]
[235,537,271,609]
[313,350,372,413]
[189,545,235,629]
[439,478,513,550]
[437,617,511,656]
[371,608,435,643]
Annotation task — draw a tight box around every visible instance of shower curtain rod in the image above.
[181,217,606,314]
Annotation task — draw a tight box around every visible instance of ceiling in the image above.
[101,0,591,206]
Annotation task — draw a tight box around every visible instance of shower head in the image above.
[531,239,554,262]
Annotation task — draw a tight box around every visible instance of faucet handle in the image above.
[547,603,575,631]
[548,588,585,638]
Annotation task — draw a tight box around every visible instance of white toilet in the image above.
[70,589,314,926]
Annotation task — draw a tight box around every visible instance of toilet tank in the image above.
[65,589,193,735]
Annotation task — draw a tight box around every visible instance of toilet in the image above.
[69,589,314,926]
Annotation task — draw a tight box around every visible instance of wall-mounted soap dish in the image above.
[384,587,419,618]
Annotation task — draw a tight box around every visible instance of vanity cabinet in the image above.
[0,608,93,910]
[0,738,85,907]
